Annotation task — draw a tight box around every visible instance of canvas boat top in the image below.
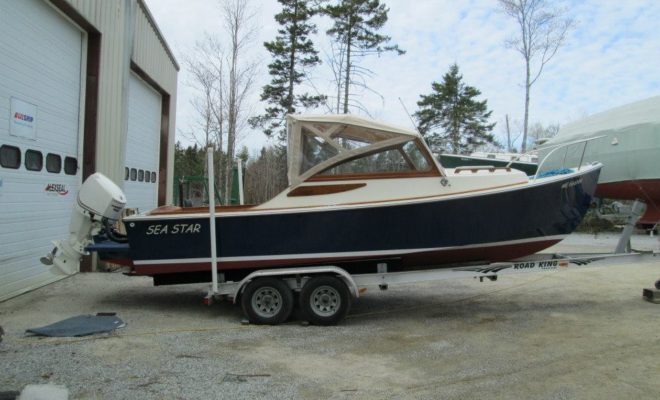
[542,95,660,145]
[285,114,437,187]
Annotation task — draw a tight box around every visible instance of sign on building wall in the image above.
[9,97,38,140]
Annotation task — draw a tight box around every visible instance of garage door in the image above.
[124,72,161,213]
[0,0,83,301]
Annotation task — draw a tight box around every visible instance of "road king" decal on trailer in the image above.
[513,260,559,270]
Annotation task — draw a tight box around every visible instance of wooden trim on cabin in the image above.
[148,204,257,215]
[288,183,366,197]
[308,170,440,182]
[454,166,512,174]
[130,62,170,206]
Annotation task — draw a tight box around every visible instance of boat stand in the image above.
[617,200,660,303]
[615,200,647,253]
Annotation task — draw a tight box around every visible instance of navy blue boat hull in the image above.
[120,167,600,277]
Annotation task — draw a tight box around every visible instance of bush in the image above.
[576,210,617,234]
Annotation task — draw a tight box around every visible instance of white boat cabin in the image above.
[260,115,528,209]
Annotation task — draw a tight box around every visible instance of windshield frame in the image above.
[308,138,440,182]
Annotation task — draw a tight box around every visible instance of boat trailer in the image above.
[202,198,659,325]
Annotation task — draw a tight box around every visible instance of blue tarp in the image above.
[26,314,125,337]
[536,168,574,178]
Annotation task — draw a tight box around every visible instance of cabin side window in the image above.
[299,123,401,175]
[300,129,339,174]
[401,141,431,171]
[317,140,433,177]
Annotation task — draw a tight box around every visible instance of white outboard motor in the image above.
[41,173,126,275]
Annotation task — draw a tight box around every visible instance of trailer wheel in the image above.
[241,278,293,325]
[299,276,351,326]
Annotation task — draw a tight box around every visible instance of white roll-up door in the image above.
[0,0,84,301]
[124,72,161,213]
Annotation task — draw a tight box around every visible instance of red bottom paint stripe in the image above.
[128,239,562,276]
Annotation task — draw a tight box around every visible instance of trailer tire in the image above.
[299,276,351,326]
[241,278,293,325]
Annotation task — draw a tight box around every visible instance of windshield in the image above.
[318,140,432,177]
[299,123,401,174]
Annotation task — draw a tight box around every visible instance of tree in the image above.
[414,64,496,155]
[184,36,226,186]
[184,36,225,150]
[498,0,574,152]
[222,0,258,204]
[244,146,288,204]
[250,0,325,144]
[324,0,404,114]
[173,142,206,178]
[237,145,250,164]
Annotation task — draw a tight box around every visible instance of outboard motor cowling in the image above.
[41,173,126,275]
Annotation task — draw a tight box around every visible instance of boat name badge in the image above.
[561,178,582,189]
[145,223,202,235]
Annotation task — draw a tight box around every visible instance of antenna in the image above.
[398,97,418,131]
[398,98,447,176]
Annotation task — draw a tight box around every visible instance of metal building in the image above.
[0,0,179,301]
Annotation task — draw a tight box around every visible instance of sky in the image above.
[145,0,660,154]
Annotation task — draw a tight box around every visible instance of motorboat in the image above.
[539,96,660,225]
[45,114,601,286]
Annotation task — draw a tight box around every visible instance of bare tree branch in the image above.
[498,0,574,151]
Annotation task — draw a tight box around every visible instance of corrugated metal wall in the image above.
[64,0,177,203]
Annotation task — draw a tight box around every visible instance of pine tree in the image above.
[250,0,325,143]
[174,142,205,178]
[324,0,404,114]
[414,64,496,154]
